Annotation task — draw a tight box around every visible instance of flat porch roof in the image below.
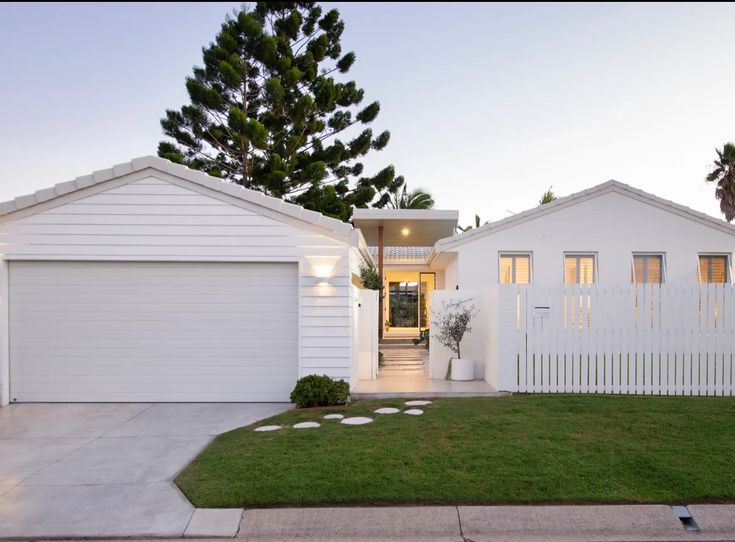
[352,209,459,246]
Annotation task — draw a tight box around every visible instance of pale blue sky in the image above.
[1,2,734,225]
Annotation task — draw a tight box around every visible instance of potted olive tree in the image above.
[431,299,478,381]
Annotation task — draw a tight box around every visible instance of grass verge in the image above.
[176,395,735,507]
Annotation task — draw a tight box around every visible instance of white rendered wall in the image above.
[452,191,735,289]
[443,254,459,290]
[428,289,487,380]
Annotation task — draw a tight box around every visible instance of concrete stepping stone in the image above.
[341,417,373,425]
[404,409,424,416]
[323,413,344,420]
[293,422,320,429]
[374,407,400,414]
[405,400,432,406]
[254,425,282,432]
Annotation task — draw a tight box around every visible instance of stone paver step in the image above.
[382,356,424,361]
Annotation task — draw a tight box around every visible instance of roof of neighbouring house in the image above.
[352,208,459,246]
[434,179,735,252]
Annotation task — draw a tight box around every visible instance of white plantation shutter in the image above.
[579,257,594,284]
[499,254,531,284]
[698,255,729,283]
[632,254,664,284]
[565,254,596,284]
[648,255,662,283]
[515,256,530,284]
[564,257,577,284]
[499,256,513,284]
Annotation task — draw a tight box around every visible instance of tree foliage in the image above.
[457,214,487,233]
[385,181,435,209]
[431,299,478,359]
[158,2,403,221]
[358,262,382,290]
[706,143,735,222]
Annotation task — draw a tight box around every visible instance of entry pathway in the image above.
[0,402,289,538]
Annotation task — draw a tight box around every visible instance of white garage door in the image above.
[9,261,298,402]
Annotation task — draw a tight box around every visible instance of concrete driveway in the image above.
[0,402,289,538]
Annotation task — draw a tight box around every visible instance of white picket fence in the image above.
[502,284,735,395]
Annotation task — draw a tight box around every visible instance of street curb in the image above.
[3,504,735,541]
[235,504,735,542]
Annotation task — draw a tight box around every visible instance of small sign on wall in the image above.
[533,306,551,318]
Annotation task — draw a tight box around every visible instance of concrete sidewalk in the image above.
[10,504,735,541]
[232,504,735,542]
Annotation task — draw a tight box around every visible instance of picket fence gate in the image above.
[501,283,735,396]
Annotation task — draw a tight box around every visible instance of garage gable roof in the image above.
[0,155,354,238]
[435,180,735,251]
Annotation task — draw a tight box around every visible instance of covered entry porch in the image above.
[353,208,496,396]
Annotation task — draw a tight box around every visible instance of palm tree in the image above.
[539,186,557,205]
[706,143,735,222]
[387,182,435,209]
[457,214,487,233]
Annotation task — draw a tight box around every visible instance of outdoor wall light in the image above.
[401,227,410,236]
[313,262,335,285]
[313,264,334,279]
[306,256,340,287]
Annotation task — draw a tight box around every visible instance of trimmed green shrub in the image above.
[359,263,382,290]
[290,374,350,408]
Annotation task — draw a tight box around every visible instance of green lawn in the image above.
[176,395,735,507]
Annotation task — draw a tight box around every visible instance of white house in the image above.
[0,156,376,404]
[1,157,734,405]
[434,181,735,289]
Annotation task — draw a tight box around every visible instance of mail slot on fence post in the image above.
[533,306,551,331]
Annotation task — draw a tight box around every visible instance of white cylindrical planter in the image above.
[450,358,474,381]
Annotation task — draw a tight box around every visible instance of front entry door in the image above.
[388,281,419,327]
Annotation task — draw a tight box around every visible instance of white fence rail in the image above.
[503,284,735,396]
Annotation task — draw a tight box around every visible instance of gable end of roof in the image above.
[435,180,735,251]
[0,156,354,238]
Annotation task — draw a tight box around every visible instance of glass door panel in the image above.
[389,281,419,327]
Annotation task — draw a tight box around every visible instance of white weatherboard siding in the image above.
[0,168,357,403]
[9,261,297,402]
